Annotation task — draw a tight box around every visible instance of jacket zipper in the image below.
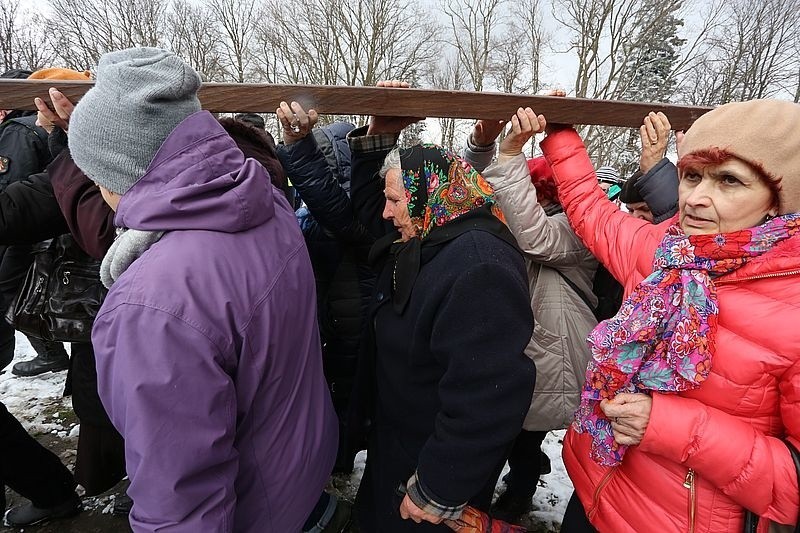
[716,269,800,285]
[683,468,697,533]
[586,467,616,521]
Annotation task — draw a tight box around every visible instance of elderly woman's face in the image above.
[678,159,777,235]
[382,168,417,241]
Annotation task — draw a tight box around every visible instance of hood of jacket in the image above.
[115,111,274,233]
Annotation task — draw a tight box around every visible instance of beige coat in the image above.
[482,153,598,431]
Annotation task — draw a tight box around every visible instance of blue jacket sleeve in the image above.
[278,135,371,244]
[635,158,679,224]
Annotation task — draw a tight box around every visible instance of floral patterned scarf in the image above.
[576,213,800,466]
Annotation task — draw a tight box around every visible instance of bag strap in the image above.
[788,440,800,533]
[554,267,597,319]
[744,439,800,533]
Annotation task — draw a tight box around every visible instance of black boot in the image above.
[12,339,69,377]
[112,493,133,515]
[491,485,535,524]
[491,430,549,523]
[3,493,82,526]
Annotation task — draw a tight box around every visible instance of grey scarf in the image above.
[100,228,165,288]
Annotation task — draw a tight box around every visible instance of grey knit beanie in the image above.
[69,47,202,195]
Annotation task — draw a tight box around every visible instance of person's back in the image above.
[69,48,337,532]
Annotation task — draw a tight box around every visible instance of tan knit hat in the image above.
[678,99,800,214]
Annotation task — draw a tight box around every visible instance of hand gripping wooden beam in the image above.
[0,80,712,130]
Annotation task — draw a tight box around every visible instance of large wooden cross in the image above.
[0,80,712,130]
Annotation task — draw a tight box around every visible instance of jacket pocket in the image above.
[529,323,568,391]
[525,324,571,429]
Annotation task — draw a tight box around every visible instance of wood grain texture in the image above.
[0,80,712,129]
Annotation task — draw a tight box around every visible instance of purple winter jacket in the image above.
[91,111,338,532]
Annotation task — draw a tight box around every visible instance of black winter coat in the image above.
[349,135,536,531]
[0,141,114,255]
[0,115,50,191]
[0,170,70,245]
[278,127,375,473]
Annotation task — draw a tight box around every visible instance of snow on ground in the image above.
[0,333,123,516]
[332,431,573,531]
[3,332,575,530]
[524,430,573,530]
[0,333,73,438]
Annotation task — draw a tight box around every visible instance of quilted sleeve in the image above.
[540,128,663,288]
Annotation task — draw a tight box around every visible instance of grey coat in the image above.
[474,151,598,431]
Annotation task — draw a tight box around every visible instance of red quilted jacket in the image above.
[541,128,800,533]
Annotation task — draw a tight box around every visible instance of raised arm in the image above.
[541,127,663,289]
[276,103,371,244]
[481,107,595,266]
[349,80,423,240]
[636,111,679,224]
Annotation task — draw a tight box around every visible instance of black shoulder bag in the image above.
[5,233,107,343]
[744,440,800,533]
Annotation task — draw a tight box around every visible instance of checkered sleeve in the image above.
[405,471,467,520]
[346,125,399,153]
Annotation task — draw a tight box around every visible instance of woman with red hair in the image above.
[514,100,800,533]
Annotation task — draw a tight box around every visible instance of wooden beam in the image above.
[0,80,712,130]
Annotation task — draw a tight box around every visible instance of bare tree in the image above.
[508,0,552,94]
[205,0,262,82]
[0,0,55,71]
[259,0,438,87]
[257,0,355,85]
[427,57,470,150]
[552,0,704,166]
[13,15,58,71]
[46,0,168,68]
[0,0,19,70]
[685,0,800,105]
[554,0,691,100]
[442,0,507,91]
[489,38,524,94]
[167,0,226,81]
[794,45,800,103]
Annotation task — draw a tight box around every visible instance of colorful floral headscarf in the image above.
[576,213,800,466]
[372,144,517,314]
[400,144,506,238]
